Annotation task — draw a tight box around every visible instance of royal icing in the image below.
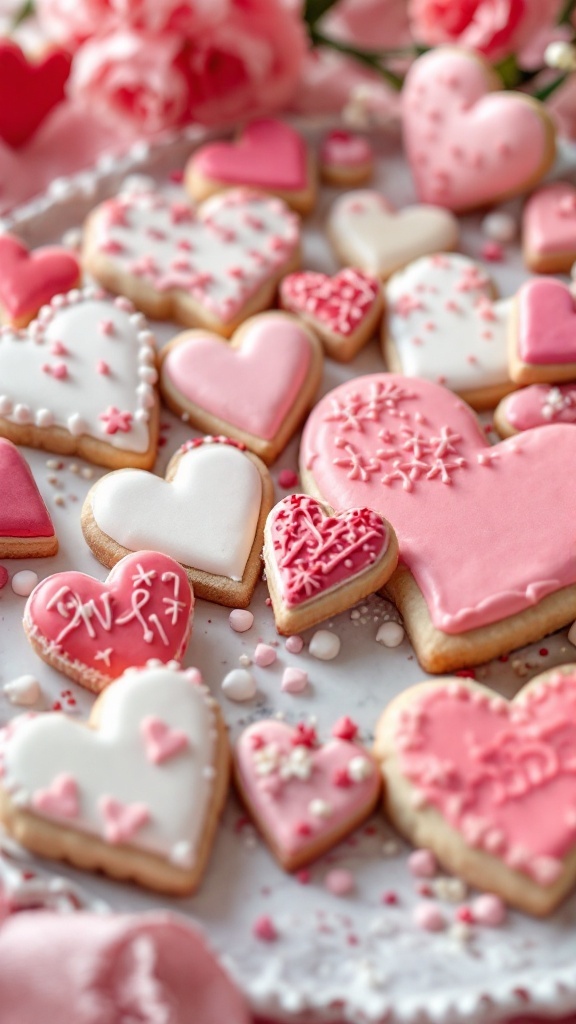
[0,439,54,539]
[517,279,576,365]
[503,384,576,431]
[0,234,79,321]
[280,269,381,338]
[386,254,510,393]
[266,495,388,607]
[320,130,373,168]
[161,314,313,440]
[0,41,70,150]
[0,287,157,455]
[88,187,300,326]
[0,663,219,869]
[90,439,263,582]
[393,673,576,885]
[328,190,458,278]
[301,373,576,634]
[235,720,380,862]
[25,551,193,689]
[402,48,554,211]
[190,119,308,191]
[523,182,576,260]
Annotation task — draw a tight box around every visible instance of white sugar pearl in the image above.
[221,668,256,702]
[3,674,41,706]
[11,570,39,597]
[120,173,156,194]
[376,621,405,648]
[481,211,517,243]
[309,630,341,661]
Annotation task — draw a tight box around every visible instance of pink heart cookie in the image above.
[160,312,323,464]
[0,234,80,328]
[509,279,576,385]
[82,187,301,337]
[280,269,383,362]
[0,438,57,557]
[24,550,194,693]
[495,383,576,439]
[234,719,380,870]
[523,182,576,274]
[403,48,556,212]
[375,668,576,915]
[301,373,576,672]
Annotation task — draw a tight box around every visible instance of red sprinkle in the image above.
[455,669,475,679]
[539,648,548,657]
[296,869,311,885]
[455,905,474,923]
[278,468,298,488]
[169,168,184,183]
[481,241,504,262]
[0,566,8,590]
[381,890,399,905]
[292,723,317,748]
[331,715,359,741]
[253,915,278,942]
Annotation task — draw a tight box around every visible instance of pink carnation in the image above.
[36,0,227,49]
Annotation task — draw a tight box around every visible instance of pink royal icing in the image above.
[0,234,79,320]
[523,182,576,258]
[268,494,388,607]
[301,373,576,634]
[280,269,380,338]
[402,48,553,211]
[394,674,576,884]
[517,278,576,365]
[320,130,373,168]
[505,384,576,431]
[0,438,55,539]
[191,119,308,191]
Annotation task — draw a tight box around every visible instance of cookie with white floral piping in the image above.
[0,661,229,895]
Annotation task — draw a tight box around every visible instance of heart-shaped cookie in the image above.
[509,279,576,385]
[0,41,71,149]
[402,48,556,211]
[384,253,513,410]
[0,662,229,894]
[301,373,576,672]
[264,494,398,634]
[234,719,380,871]
[0,234,80,328]
[327,189,459,281]
[279,268,383,362]
[495,383,576,439]
[0,438,57,557]
[319,129,374,186]
[375,667,576,915]
[160,312,323,464]
[24,551,194,692]
[0,287,159,469]
[523,182,576,274]
[82,437,274,608]
[82,187,301,337]
[185,119,315,214]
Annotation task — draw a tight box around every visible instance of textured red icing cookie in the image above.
[403,48,556,212]
[160,312,323,464]
[0,234,81,328]
[185,118,316,214]
[264,494,398,634]
[24,550,194,693]
[279,268,383,362]
[0,662,229,894]
[82,187,301,336]
[0,42,71,149]
[509,278,576,385]
[300,373,576,672]
[494,383,576,439]
[375,667,576,915]
[0,438,57,557]
[523,182,576,274]
[234,719,381,871]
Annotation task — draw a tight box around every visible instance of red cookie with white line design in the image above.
[279,269,383,362]
[0,661,229,894]
[23,550,194,693]
[0,233,80,328]
[264,494,398,634]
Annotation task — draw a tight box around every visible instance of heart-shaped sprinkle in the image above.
[141,715,189,765]
[32,772,79,820]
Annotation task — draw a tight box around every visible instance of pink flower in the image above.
[70,30,189,133]
[324,0,412,51]
[36,0,228,49]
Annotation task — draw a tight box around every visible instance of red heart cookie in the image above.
[24,551,194,693]
[510,279,576,385]
[523,181,576,274]
[0,234,80,327]
[280,269,383,362]
[375,667,576,915]
[234,719,380,870]
[0,438,57,556]
[0,42,71,149]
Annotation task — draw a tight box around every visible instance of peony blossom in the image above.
[36,0,229,50]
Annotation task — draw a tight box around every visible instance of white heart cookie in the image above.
[0,287,159,468]
[327,190,459,280]
[383,253,512,408]
[0,662,229,894]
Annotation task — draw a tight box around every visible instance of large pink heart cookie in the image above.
[24,550,194,692]
[403,48,556,212]
[0,662,229,894]
[509,278,576,385]
[82,187,301,336]
[160,312,323,464]
[0,438,57,557]
[375,667,576,915]
[234,719,380,870]
[523,182,576,274]
[0,234,80,328]
[301,373,576,672]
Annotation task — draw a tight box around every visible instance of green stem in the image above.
[309,28,410,90]
[11,0,35,28]
[532,72,569,101]
[303,0,342,27]
[558,0,576,25]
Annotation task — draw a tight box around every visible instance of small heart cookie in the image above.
[509,278,576,385]
[494,383,576,439]
[264,494,398,634]
[82,187,301,337]
[403,48,556,212]
[160,312,323,463]
[374,667,576,916]
[319,129,374,187]
[185,119,316,214]
[234,718,380,871]
[0,286,159,469]
[279,268,383,362]
[82,437,274,608]
[383,253,513,410]
[0,234,80,328]
[327,189,459,280]
[0,662,229,894]
[24,550,194,692]
[0,438,57,557]
[523,182,576,274]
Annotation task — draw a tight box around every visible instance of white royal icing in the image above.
[91,441,263,581]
